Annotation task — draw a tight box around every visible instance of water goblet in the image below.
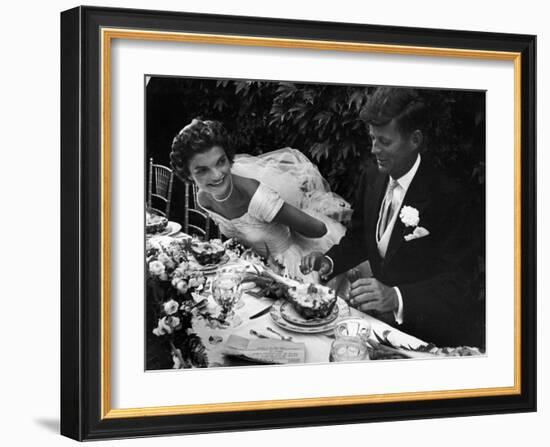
[217,263,247,309]
[211,272,243,328]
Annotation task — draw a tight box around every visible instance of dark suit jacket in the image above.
[325,159,483,347]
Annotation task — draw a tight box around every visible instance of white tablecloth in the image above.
[192,283,426,366]
[165,232,426,366]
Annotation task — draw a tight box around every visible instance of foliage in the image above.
[147,78,484,206]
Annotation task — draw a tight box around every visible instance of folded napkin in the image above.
[222,335,305,364]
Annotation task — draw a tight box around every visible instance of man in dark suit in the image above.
[301,87,482,347]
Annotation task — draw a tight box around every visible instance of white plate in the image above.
[190,253,231,274]
[146,221,182,238]
[280,300,339,327]
[161,221,182,237]
[270,298,350,334]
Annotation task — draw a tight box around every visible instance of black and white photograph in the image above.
[145,77,486,370]
[55,3,537,442]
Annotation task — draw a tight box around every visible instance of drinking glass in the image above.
[329,336,369,362]
[217,263,247,309]
[343,267,361,303]
[329,317,371,362]
[211,272,243,328]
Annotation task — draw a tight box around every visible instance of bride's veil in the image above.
[232,148,352,223]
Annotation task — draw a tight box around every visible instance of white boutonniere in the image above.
[399,206,430,241]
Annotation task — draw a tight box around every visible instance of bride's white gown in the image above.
[201,148,352,282]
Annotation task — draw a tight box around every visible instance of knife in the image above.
[249,305,273,320]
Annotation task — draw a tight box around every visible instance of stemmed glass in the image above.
[217,263,247,309]
[211,271,243,328]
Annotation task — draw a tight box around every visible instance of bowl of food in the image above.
[285,283,337,320]
[146,210,168,234]
[189,240,226,266]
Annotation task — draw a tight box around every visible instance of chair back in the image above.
[183,182,221,240]
[147,158,174,218]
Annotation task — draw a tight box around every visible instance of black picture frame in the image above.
[61,5,536,441]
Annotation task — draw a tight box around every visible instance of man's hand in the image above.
[300,251,331,277]
[349,278,398,314]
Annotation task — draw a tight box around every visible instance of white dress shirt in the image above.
[378,154,421,324]
[325,154,421,325]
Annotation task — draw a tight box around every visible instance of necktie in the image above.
[378,179,399,240]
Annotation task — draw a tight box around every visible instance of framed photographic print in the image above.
[60,5,536,441]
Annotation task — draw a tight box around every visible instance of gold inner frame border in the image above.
[100,27,522,419]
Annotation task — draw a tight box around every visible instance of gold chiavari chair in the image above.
[183,181,222,240]
[147,158,174,218]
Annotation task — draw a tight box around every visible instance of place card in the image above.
[222,335,305,364]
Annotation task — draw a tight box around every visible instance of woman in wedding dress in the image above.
[169,119,351,282]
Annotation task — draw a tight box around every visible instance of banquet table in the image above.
[191,286,426,367]
[154,230,427,367]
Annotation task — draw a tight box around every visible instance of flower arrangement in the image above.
[171,261,206,295]
[146,236,209,369]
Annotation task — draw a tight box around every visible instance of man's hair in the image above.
[360,87,427,136]
[170,118,234,180]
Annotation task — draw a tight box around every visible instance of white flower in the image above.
[149,260,166,277]
[158,252,175,270]
[152,317,170,336]
[176,280,189,294]
[400,206,420,227]
[163,299,179,315]
[152,316,182,336]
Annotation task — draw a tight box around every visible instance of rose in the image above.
[165,316,182,331]
[163,299,179,315]
[175,280,189,294]
[149,260,165,275]
[158,252,175,270]
[399,206,420,227]
[149,260,167,280]
[152,316,182,336]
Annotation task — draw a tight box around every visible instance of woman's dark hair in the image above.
[360,87,428,137]
[170,119,234,180]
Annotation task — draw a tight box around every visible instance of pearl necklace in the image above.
[212,176,233,202]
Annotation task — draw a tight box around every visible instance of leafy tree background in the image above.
[146,77,486,341]
[147,77,484,206]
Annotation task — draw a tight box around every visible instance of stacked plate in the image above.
[270,298,350,334]
[146,221,182,238]
[188,253,231,274]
